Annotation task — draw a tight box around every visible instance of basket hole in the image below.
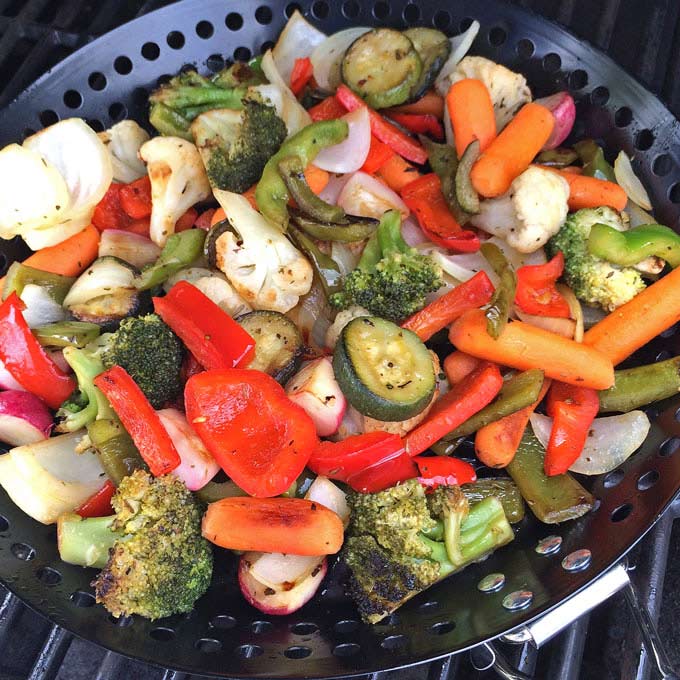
[591,85,610,105]
[108,102,127,123]
[284,645,312,659]
[211,614,237,629]
[312,1,329,19]
[149,626,175,640]
[431,9,450,29]
[70,591,95,607]
[62,89,82,110]
[569,69,588,90]
[132,87,149,106]
[39,110,59,127]
[206,54,225,72]
[108,614,133,627]
[459,17,474,32]
[373,1,390,19]
[653,153,672,176]
[233,46,252,62]
[255,6,272,24]
[114,55,132,75]
[226,12,243,30]
[291,622,318,635]
[402,3,420,24]
[381,634,408,650]
[637,469,660,491]
[87,119,104,132]
[251,620,273,634]
[141,42,160,61]
[11,542,35,561]
[285,3,302,18]
[542,53,562,73]
[418,600,440,613]
[517,38,535,59]
[342,0,360,18]
[166,31,185,50]
[0,515,7,532]
[669,183,680,204]
[615,106,633,127]
[430,620,456,635]
[195,638,221,653]
[334,619,359,633]
[261,40,275,53]
[36,566,61,586]
[196,20,214,39]
[610,503,633,523]
[235,644,264,659]
[603,469,624,488]
[333,643,360,657]
[635,129,654,151]
[660,436,680,457]
[378,612,400,626]
[88,72,107,91]
[488,27,507,47]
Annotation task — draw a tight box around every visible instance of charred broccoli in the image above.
[57,470,213,620]
[101,314,183,408]
[343,479,514,623]
[331,210,442,322]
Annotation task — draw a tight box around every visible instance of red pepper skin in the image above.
[347,451,418,493]
[414,456,477,488]
[309,431,404,481]
[185,369,319,497]
[335,85,428,164]
[544,382,599,476]
[119,176,152,219]
[290,57,314,95]
[516,252,571,318]
[174,208,199,232]
[92,183,130,231]
[153,281,255,371]
[194,208,216,230]
[0,294,75,409]
[76,480,116,518]
[361,136,395,174]
[388,113,444,140]
[405,362,504,456]
[309,96,347,122]
[94,366,181,476]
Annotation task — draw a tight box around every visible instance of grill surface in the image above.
[1,1,680,679]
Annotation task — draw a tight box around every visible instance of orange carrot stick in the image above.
[376,154,420,192]
[386,90,445,118]
[474,378,551,468]
[558,171,628,211]
[470,102,554,198]
[583,266,680,365]
[444,351,481,385]
[449,309,614,390]
[446,79,496,158]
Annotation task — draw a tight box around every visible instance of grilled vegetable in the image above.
[403,28,450,101]
[289,209,378,242]
[87,418,146,486]
[2,263,74,303]
[32,321,101,348]
[455,140,481,213]
[461,478,525,524]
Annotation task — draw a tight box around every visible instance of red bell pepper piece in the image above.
[400,173,480,253]
[184,369,319,497]
[290,57,314,95]
[309,431,405,481]
[0,293,75,409]
[401,271,495,341]
[309,95,347,122]
[124,218,151,237]
[347,451,419,493]
[92,183,130,231]
[194,208,216,230]
[387,113,444,140]
[94,366,181,476]
[153,281,255,371]
[76,480,116,518]
[361,136,395,174]
[174,207,199,232]
[335,85,428,164]
[414,456,477,488]
[405,362,504,456]
[516,252,571,318]
[544,382,599,476]
[119,176,152,219]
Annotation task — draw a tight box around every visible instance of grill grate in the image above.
[1,1,680,679]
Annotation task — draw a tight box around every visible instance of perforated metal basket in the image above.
[1,0,680,677]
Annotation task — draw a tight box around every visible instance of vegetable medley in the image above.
[0,12,678,625]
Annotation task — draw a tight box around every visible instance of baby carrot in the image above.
[558,171,628,211]
[377,154,420,192]
[386,90,445,118]
[446,79,496,158]
[444,351,481,385]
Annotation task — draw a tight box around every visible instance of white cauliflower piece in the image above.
[452,56,532,130]
[98,120,149,183]
[324,305,370,350]
[472,166,569,253]
[213,190,313,313]
[139,136,211,247]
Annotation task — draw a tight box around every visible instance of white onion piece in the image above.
[515,309,576,338]
[47,349,70,374]
[99,229,161,268]
[314,108,370,173]
[317,172,352,205]
[19,284,68,328]
[311,27,370,91]
[272,10,326,84]
[338,171,409,219]
[401,216,428,246]
[614,151,653,210]
[0,359,25,392]
[443,99,455,147]
[0,390,53,446]
[529,411,651,475]
[250,552,321,588]
[625,200,656,228]
[98,120,149,183]
[331,241,361,276]
[434,21,481,95]
[556,283,583,342]
[535,92,576,150]
[305,476,350,524]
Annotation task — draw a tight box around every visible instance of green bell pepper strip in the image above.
[278,156,346,224]
[289,209,378,243]
[2,262,75,303]
[87,419,147,486]
[574,139,616,181]
[599,356,680,413]
[588,223,680,268]
[481,242,517,339]
[136,229,206,291]
[149,85,247,110]
[461,478,525,524]
[32,321,100,348]
[535,147,579,167]
[255,119,349,230]
[289,227,343,296]
[455,140,481,214]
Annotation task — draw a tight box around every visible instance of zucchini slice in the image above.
[341,29,422,109]
[403,28,451,101]
[237,310,304,384]
[455,140,481,214]
[333,316,435,421]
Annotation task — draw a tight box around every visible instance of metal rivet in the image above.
[477,573,505,593]
[562,548,592,572]
[502,590,533,611]
[501,628,533,644]
[535,535,562,555]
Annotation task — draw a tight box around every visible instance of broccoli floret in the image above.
[58,470,213,620]
[101,314,183,409]
[211,61,267,89]
[331,210,442,322]
[191,100,287,193]
[546,207,646,312]
[343,479,514,623]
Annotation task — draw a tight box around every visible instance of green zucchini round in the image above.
[333,316,435,421]
[403,27,451,101]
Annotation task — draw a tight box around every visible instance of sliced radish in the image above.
[250,552,321,588]
[337,171,409,220]
[536,92,576,150]
[0,390,53,446]
[314,108,371,174]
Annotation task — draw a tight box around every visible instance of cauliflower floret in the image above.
[139,136,211,247]
[471,166,569,253]
[324,305,371,350]
[213,189,313,313]
[98,120,149,184]
[452,56,532,130]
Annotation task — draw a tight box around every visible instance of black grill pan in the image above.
[1,0,680,676]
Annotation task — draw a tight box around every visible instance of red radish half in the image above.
[536,92,576,150]
[0,390,53,446]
